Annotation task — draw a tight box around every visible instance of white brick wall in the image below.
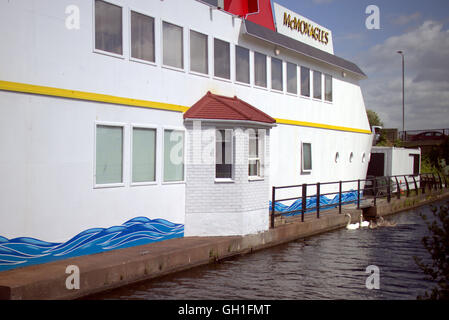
[185,122,271,236]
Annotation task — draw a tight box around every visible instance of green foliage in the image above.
[414,202,449,299]
[421,154,441,174]
[366,109,384,128]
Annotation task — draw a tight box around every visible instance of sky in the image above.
[274,0,449,131]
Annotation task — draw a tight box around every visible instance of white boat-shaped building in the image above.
[0,0,372,271]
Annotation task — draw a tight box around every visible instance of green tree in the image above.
[366,109,384,128]
[414,202,449,300]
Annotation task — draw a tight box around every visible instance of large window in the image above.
[300,66,310,97]
[287,62,297,94]
[190,30,208,74]
[254,52,267,88]
[132,127,156,183]
[95,0,123,55]
[325,74,333,102]
[235,46,250,84]
[164,130,185,182]
[313,70,322,100]
[95,124,124,185]
[214,38,230,79]
[302,142,312,172]
[216,129,233,179]
[163,21,184,69]
[249,129,264,178]
[271,57,283,91]
[130,11,155,63]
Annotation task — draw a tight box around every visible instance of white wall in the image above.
[0,91,185,242]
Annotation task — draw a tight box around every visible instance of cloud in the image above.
[355,20,449,131]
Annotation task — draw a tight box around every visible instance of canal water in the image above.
[90,201,447,300]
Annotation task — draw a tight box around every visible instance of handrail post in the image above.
[301,184,307,222]
[387,176,391,203]
[432,173,437,190]
[357,179,361,209]
[338,181,342,214]
[412,175,418,196]
[437,173,443,190]
[404,175,410,197]
[373,178,377,206]
[395,176,401,199]
[271,186,276,229]
[421,174,426,194]
[316,182,320,219]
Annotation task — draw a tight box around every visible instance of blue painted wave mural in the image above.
[0,217,184,272]
[270,190,361,216]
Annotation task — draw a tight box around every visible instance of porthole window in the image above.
[349,152,354,163]
[335,152,340,163]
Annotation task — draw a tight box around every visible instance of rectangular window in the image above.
[216,129,233,179]
[96,125,123,185]
[235,46,250,84]
[271,57,283,91]
[163,21,184,69]
[95,0,123,55]
[214,38,230,79]
[302,142,312,172]
[254,52,267,88]
[132,127,156,183]
[249,130,264,178]
[287,62,297,94]
[164,130,185,182]
[190,30,208,74]
[313,70,322,100]
[131,11,155,63]
[325,74,333,102]
[301,66,310,97]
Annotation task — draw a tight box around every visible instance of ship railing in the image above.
[270,173,448,228]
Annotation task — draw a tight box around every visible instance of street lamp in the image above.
[397,50,405,134]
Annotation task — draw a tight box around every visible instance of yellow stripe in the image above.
[0,80,189,113]
[275,118,372,134]
[0,80,371,134]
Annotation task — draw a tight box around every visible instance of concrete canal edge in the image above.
[1,189,449,300]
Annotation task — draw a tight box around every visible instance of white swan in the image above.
[345,213,360,230]
[359,213,370,228]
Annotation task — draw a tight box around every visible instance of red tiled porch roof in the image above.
[184,92,276,124]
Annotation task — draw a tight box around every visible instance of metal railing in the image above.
[270,173,448,228]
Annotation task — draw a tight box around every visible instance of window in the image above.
[287,62,297,94]
[254,52,267,88]
[214,38,230,79]
[131,11,155,63]
[235,46,250,84]
[190,30,208,74]
[163,21,184,69]
[132,127,156,183]
[249,129,264,178]
[271,57,283,91]
[313,70,322,100]
[325,74,333,102]
[301,66,310,97]
[95,124,124,185]
[163,130,185,182]
[302,142,312,172]
[95,0,123,55]
[216,129,233,179]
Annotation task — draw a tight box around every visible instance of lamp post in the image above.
[397,51,405,134]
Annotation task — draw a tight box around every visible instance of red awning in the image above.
[184,91,276,125]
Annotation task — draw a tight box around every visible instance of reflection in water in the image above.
[90,203,445,300]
